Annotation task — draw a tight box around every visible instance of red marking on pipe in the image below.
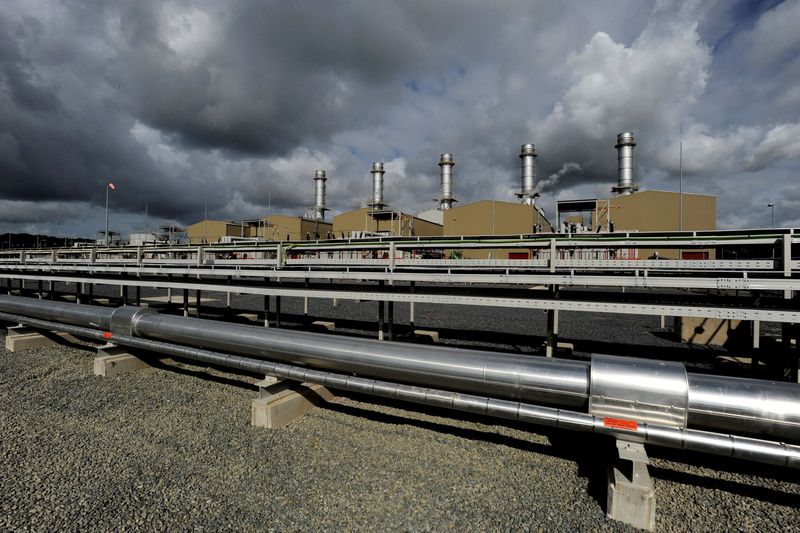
[102,332,113,339]
[603,417,638,431]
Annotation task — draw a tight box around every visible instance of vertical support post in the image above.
[49,281,54,300]
[659,315,665,329]
[88,283,94,303]
[546,285,559,357]
[196,290,201,318]
[546,309,559,357]
[409,281,415,338]
[38,280,43,300]
[752,319,761,370]
[549,238,557,273]
[378,280,385,341]
[75,282,81,305]
[304,277,310,327]
[782,234,797,381]
[135,285,141,307]
[264,277,270,328]
[226,276,232,312]
[182,274,189,317]
[275,294,281,328]
[388,301,394,341]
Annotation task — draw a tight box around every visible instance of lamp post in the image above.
[767,203,775,228]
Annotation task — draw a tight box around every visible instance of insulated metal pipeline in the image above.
[1,309,798,469]
[1,295,799,442]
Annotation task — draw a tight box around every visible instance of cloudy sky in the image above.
[1,0,799,238]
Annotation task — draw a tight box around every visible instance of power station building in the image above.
[556,132,716,259]
[187,131,716,250]
[332,162,443,238]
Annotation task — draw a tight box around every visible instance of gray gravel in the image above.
[1,326,798,531]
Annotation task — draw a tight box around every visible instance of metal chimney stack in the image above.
[517,143,537,205]
[369,162,387,209]
[613,132,637,195]
[438,153,456,210]
[312,170,328,220]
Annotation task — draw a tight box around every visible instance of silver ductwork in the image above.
[312,170,327,220]
[613,132,637,195]
[370,162,386,209]
[438,153,456,210]
[517,144,537,205]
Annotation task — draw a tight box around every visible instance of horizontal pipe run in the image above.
[1,295,799,442]
[0,310,798,469]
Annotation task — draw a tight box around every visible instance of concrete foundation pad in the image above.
[5,326,80,352]
[556,341,574,355]
[237,312,259,321]
[251,381,334,429]
[93,344,150,377]
[414,329,439,343]
[607,441,656,531]
[311,320,336,331]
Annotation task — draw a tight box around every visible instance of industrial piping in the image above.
[517,144,538,205]
[369,162,386,209]
[312,170,328,220]
[0,294,798,444]
[438,153,456,210]
[0,304,798,469]
[613,132,637,195]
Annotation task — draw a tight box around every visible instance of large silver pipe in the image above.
[370,162,385,208]
[614,132,636,195]
[313,170,327,220]
[1,308,798,469]
[132,311,590,408]
[519,144,537,205]
[439,153,455,210]
[1,294,799,442]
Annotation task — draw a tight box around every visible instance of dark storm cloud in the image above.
[0,0,799,236]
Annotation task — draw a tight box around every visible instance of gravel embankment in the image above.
[1,327,798,531]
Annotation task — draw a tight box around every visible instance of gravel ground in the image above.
[1,326,798,531]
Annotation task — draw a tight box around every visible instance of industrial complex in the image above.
[183,132,716,261]
[1,132,796,531]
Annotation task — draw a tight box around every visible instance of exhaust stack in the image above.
[613,132,637,195]
[438,153,456,210]
[312,170,328,220]
[369,162,387,209]
[516,144,538,205]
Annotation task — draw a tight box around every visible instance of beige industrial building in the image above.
[332,162,443,238]
[188,220,247,244]
[443,200,553,236]
[556,190,715,234]
[249,215,333,241]
[332,208,442,238]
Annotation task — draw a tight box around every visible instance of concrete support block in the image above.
[607,441,656,531]
[4,326,79,352]
[93,344,150,377]
[251,379,334,429]
[413,329,439,343]
[311,320,335,331]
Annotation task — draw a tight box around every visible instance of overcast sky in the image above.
[1,0,799,238]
